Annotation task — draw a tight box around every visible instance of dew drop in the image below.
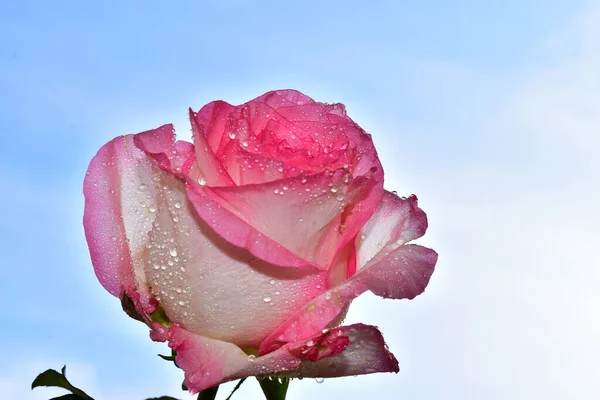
[315,378,325,384]
[138,184,148,191]
[170,248,178,257]
[197,178,206,186]
[263,294,272,303]
[228,132,236,139]
[269,279,276,285]
[360,234,367,240]
[148,205,157,213]
[248,354,256,362]
[152,264,160,270]
[178,300,185,306]
[336,193,345,201]
[174,201,181,209]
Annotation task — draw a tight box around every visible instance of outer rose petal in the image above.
[260,244,437,353]
[259,194,435,353]
[143,173,328,347]
[170,323,397,394]
[84,133,163,312]
[356,191,428,272]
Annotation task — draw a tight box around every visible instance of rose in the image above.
[83,89,437,394]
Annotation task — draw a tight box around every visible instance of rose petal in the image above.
[184,181,316,268]
[250,89,316,108]
[356,191,429,271]
[260,245,437,354]
[188,109,236,187]
[83,134,158,311]
[194,100,236,154]
[170,323,397,394]
[201,167,382,269]
[284,323,399,378]
[144,175,328,347]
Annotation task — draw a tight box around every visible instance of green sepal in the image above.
[149,305,172,327]
[31,365,94,400]
[157,353,177,362]
[257,376,290,400]
[119,291,146,323]
[197,385,219,400]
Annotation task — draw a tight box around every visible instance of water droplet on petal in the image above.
[170,248,178,257]
[248,354,256,362]
[138,184,148,191]
[315,378,325,384]
[197,178,206,186]
[263,294,272,303]
[174,202,181,209]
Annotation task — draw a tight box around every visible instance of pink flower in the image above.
[83,90,437,393]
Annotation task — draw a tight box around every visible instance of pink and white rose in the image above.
[83,89,437,393]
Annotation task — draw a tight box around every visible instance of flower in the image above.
[83,89,437,393]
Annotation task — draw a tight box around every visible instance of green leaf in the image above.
[197,385,219,400]
[145,397,181,400]
[225,378,247,400]
[257,377,289,400]
[31,366,94,400]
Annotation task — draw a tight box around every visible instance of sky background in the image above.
[1,0,599,399]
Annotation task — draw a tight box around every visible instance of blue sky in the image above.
[1,0,599,399]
